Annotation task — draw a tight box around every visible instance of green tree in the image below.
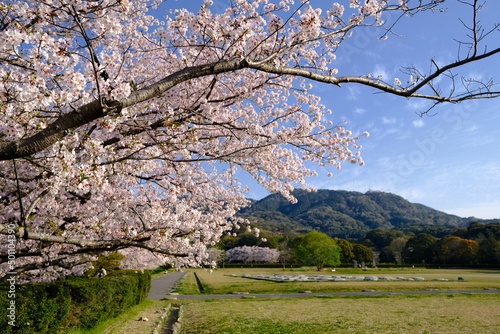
[335,238,355,264]
[477,237,500,265]
[218,229,279,250]
[403,233,437,265]
[434,236,479,265]
[92,252,125,270]
[218,234,239,250]
[278,240,296,269]
[379,246,396,263]
[294,231,340,270]
[352,244,374,264]
[364,229,406,250]
[454,222,500,265]
[388,237,409,265]
[86,252,125,276]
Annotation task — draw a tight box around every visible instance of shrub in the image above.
[0,270,151,333]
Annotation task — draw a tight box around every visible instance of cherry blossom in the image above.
[0,0,498,282]
[226,246,280,264]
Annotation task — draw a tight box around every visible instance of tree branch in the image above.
[246,48,500,102]
[0,225,189,257]
[2,44,500,161]
[0,59,249,161]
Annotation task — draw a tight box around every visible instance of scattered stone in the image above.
[240,274,452,283]
[139,317,149,322]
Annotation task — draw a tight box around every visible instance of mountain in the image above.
[238,189,477,239]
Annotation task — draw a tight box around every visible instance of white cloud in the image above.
[397,189,433,204]
[465,125,479,132]
[347,86,361,100]
[412,119,425,127]
[465,71,485,83]
[372,65,389,81]
[406,99,430,111]
[382,117,396,124]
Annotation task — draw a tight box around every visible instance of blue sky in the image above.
[313,0,500,220]
[160,1,500,219]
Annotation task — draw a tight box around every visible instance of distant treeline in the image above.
[217,222,500,266]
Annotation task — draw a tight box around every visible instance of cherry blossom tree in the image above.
[1,0,499,282]
[226,246,280,264]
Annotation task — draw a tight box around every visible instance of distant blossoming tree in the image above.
[1,0,499,282]
[226,246,280,264]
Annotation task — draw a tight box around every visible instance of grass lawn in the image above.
[99,268,500,333]
[177,267,500,294]
[176,294,500,334]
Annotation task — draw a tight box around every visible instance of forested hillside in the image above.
[239,190,496,239]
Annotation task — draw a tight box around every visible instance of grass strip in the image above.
[177,294,500,334]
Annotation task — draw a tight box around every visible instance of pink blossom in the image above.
[0,0,377,282]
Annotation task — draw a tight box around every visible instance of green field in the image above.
[172,267,500,333]
[177,267,500,294]
[100,268,500,333]
[177,294,500,334]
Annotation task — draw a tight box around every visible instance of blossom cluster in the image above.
[0,0,400,282]
[226,246,281,264]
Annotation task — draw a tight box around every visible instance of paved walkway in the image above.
[147,271,187,300]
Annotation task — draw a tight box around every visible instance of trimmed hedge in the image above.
[0,270,151,334]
